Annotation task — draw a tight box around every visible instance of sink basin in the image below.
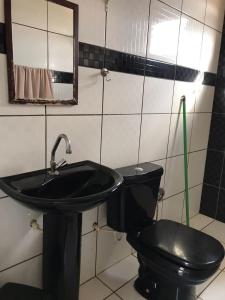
[0,160,123,213]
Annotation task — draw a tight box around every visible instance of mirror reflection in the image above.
[6,0,78,105]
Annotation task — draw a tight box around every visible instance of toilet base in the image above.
[134,253,196,300]
[134,276,196,300]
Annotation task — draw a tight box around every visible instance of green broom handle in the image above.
[181,95,190,227]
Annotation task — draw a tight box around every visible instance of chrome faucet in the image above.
[49,134,72,175]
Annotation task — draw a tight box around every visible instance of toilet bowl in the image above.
[107,162,224,300]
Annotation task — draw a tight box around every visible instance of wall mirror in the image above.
[4,0,79,105]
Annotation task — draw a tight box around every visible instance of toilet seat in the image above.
[138,220,224,271]
[127,220,224,286]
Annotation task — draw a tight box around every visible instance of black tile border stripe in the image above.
[79,42,216,86]
[0,23,217,86]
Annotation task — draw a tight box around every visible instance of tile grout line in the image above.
[162,2,183,219]
[94,0,108,278]
[0,253,42,274]
[137,0,152,166]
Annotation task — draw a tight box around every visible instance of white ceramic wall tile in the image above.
[0,55,45,115]
[12,24,47,69]
[143,78,174,113]
[80,278,112,300]
[48,33,73,73]
[101,115,141,169]
[161,0,182,10]
[98,203,107,228]
[147,0,181,63]
[0,256,42,289]
[47,116,101,164]
[48,2,73,36]
[201,271,225,300]
[177,15,204,69]
[172,81,197,113]
[96,226,132,274]
[202,220,225,243]
[106,0,150,57]
[188,150,207,188]
[168,113,193,157]
[205,0,225,32]
[162,193,184,223]
[70,0,105,46]
[98,255,138,291]
[201,26,222,73]
[11,0,47,30]
[164,155,185,197]
[117,277,144,300]
[187,185,203,219]
[190,113,211,152]
[103,72,143,114]
[82,208,97,235]
[80,231,97,284]
[182,0,207,23]
[139,114,171,162]
[0,0,4,22]
[195,85,215,113]
[0,116,45,177]
[153,159,166,187]
[47,67,103,115]
[0,197,42,271]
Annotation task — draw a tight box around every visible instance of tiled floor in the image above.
[80,214,225,300]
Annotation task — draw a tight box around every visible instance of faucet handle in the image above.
[55,159,67,169]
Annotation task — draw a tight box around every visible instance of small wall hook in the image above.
[101,68,111,82]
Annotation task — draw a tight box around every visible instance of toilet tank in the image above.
[107,162,163,233]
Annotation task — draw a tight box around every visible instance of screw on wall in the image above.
[30,219,43,231]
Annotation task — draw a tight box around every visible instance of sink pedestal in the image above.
[43,212,82,300]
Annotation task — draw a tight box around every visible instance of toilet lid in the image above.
[139,220,225,270]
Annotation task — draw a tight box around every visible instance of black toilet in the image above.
[107,162,225,300]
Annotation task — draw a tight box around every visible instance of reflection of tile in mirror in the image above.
[48,33,73,73]
[48,2,73,36]
[11,0,47,30]
[12,24,47,69]
[52,83,73,101]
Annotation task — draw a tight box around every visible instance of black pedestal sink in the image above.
[0,160,123,300]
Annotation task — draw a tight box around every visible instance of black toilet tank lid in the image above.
[116,162,163,181]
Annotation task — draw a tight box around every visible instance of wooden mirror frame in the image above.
[4,0,79,105]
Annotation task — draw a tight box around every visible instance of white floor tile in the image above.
[116,278,145,300]
[200,271,225,299]
[219,243,225,270]
[106,294,121,300]
[190,214,213,230]
[98,255,139,291]
[79,278,112,300]
[202,221,225,244]
[196,269,221,296]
